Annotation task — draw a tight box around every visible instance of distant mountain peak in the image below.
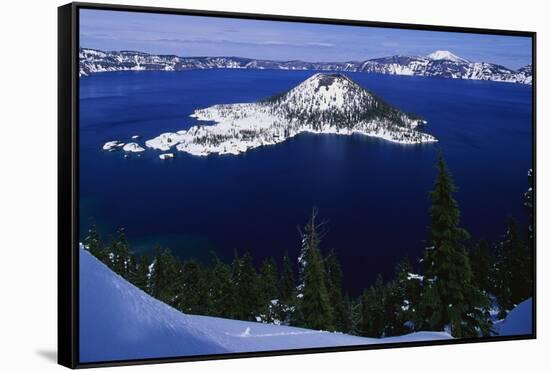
[426,50,469,63]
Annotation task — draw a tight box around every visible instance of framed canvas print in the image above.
[58,2,536,368]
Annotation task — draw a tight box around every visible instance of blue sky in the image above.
[80,9,532,69]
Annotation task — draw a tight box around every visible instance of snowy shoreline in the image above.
[145,115,437,157]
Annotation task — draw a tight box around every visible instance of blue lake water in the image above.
[79,70,532,295]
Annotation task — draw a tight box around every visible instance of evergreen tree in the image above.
[522,168,534,301]
[85,221,108,263]
[149,247,180,306]
[279,251,295,304]
[295,208,334,331]
[259,257,279,302]
[383,258,422,335]
[468,240,493,294]
[494,218,532,316]
[359,275,386,337]
[382,279,404,336]
[259,257,281,323]
[524,168,534,242]
[208,255,237,319]
[110,228,131,278]
[425,155,470,261]
[128,254,151,294]
[232,252,261,321]
[278,251,296,324]
[325,252,351,333]
[349,295,363,336]
[176,260,209,314]
[419,154,490,338]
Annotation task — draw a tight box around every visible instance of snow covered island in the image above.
[102,140,145,153]
[143,73,437,157]
[102,140,124,151]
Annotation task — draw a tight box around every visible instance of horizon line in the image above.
[79,46,531,70]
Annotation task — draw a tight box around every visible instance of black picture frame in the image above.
[58,2,537,368]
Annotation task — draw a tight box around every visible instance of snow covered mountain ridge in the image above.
[106,73,437,157]
[79,47,532,84]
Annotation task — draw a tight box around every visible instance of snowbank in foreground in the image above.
[79,249,452,363]
[496,298,533,336]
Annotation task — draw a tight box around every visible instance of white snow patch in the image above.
[102,140,124,151]
[426,50,469,64]
[122,142,145,153]
[159,153,174,160]
[407,273,424,281]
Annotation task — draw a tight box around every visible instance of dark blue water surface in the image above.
[79,70,532,295]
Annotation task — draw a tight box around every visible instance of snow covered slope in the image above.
[79,48,532,84]
[495,298,533,336]
[79,249,452,363]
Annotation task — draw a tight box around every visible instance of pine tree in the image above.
[110,228,130,278]
[259,257,279,302]
[383,279,404,336]
[385,258,422,335]
[128,254,151,294]
[522,168,534,301]
[208,255,237,319]
[84,221,107,263]
[176,260,209,314]
[419,154,491,338]
[232,252,261,321]
[349,295,363,336]
[295,208,334,331]
[149,247,180,306]
[359,275,386,337]
[259,257,281,323]
[425,155,470,261]
[494,218,532,316]
[325,252,351,333]
[524,168,534,242]
[468,240,493,294]
[278,251,296,324]
[279,251,295,304]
